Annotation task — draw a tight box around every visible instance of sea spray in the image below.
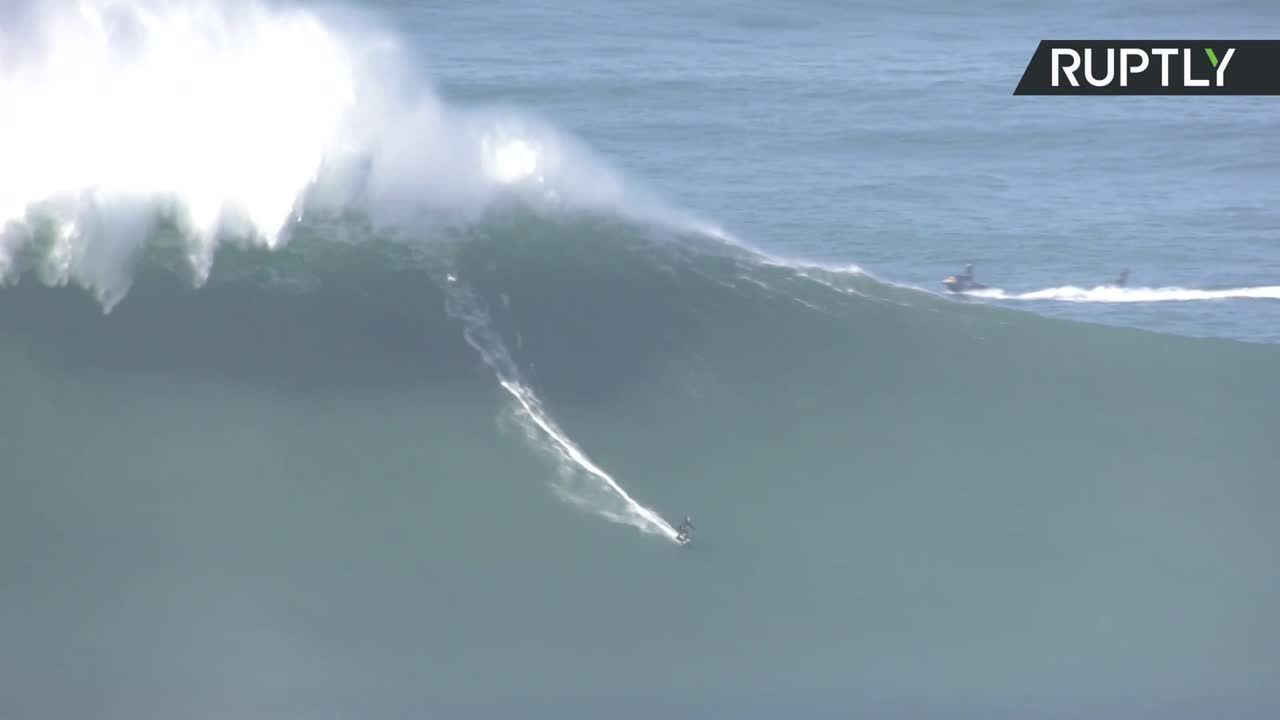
[0,0,358,303]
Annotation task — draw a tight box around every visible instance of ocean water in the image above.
[392,0,1280,343]
[2,1,1279,719]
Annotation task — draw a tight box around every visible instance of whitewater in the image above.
[967,285,1280,303]
[0,0,696,306]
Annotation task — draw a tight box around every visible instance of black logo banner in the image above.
[1014,40,1280,95]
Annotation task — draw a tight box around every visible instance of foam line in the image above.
[967,285,1280,303]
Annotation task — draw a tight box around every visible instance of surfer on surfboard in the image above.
[676,516,694,544]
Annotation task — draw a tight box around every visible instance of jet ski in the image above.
[943,275,986,293]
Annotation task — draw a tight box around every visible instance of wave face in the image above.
[4,2,1280,719]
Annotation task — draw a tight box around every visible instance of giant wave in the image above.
[4,2,1280,716]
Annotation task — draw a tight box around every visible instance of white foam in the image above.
[0,0,357,305]
[0,0,697,308]
[967,285,1280,303]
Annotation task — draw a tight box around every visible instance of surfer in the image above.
[676,516,694,544]
[1110,268,1130,287]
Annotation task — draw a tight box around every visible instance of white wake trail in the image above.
[442,277,680,542]
[967,285,1280,303]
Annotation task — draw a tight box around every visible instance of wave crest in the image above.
[0,0,692,310]
[968,285,1280,303]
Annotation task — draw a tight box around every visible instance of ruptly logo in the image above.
[1014,40,1280,95]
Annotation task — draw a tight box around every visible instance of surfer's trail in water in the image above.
[443,275,681,541]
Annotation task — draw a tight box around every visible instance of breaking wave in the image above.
[0,0,722,539]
